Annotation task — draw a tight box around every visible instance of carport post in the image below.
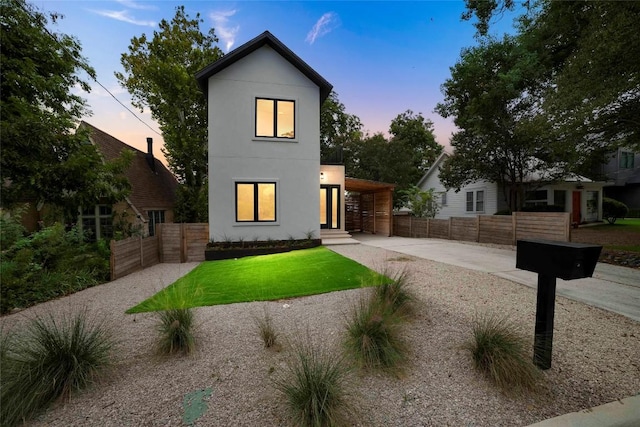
[534,274,557,370]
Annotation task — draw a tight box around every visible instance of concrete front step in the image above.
[320,230,359,245]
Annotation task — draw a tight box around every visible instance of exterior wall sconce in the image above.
[320,172,325,180]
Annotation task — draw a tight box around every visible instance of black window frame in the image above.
[235,181,277,223]
[147,210,165,237]
[255,98,296,139]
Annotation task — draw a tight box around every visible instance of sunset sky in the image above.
[36,0,521,162]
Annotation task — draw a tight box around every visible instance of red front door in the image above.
[572,191,581,224]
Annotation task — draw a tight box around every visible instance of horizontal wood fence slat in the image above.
[393,212,570,246]
[110,223,209,280]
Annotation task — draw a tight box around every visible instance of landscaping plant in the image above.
[0,309,114,427]
[156,308,196,355]
[344,293,408,373]
[465,313,541,392]
[273,338,352,427]
[254,306,278,348]
[372,268,415,318]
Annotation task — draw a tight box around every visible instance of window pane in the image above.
[100,217,113,239]
[331,187,339,228]
[441,192,447,206]
[466,192,473,211]
[276,100,295,138]
[256,99,274,137]
[476,191,484,211]
[257,183,275,221]
[99,205,112,216]
[237,184,255,221]
[319,189,327,225]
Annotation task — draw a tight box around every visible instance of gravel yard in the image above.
[2,244,639,426]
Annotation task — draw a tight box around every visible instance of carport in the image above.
[344,177,396,237]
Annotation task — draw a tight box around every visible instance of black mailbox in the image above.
[516,239,602,370]
[516,239,602,280]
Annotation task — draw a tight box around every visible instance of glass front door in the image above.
[320,185,340,229]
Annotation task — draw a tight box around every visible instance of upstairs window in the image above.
[255,98,295,139]
[236,182,276,222]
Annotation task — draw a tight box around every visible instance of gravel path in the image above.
[2,245,639,426]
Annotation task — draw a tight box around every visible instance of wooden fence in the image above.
[393,212,570,245]
[110,223,209,280]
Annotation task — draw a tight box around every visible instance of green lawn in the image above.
[127,246,389,313]
[600,218,640,231]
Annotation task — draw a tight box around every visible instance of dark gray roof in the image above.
[195,31,333,103]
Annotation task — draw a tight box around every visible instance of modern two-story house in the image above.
[196,31,333,242]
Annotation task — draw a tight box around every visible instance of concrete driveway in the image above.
[354,234,640,322]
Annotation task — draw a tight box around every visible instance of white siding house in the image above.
[417,152,500,219]
[196,31,332,241]
[418,152,606,223]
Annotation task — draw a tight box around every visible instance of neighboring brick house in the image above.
[76,122,178,240]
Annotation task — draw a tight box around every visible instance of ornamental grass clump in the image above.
[273,339,352,427]
[254,306,278,348]
[156,308,196,355]
[466,313,541,393]
[372,269,415,319]
[0,309,114,427]
[344,293,408,373]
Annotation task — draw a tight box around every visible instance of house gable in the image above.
[79,121,178,222]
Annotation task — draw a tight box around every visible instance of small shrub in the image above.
[344,294,407,372]
[494,209,512,215]
[603,197,629,224]
[254,307,278,348]
[465,313,541,392]
[156,308,195,355]
[273,339,352,426]
[372,269,414,318]
[0,309,114,426]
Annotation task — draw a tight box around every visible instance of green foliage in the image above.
[494,209,512,216]
[155,308,196,355]
[0,309,114,426]
[273,339,352,427]
[344,291,408,373]
[400,186,440,218]
[465,313,541,393]
[0,223,109,314]
[320,91,363,164]
[0,205,27,249]
[462,0,517,36]
[254,306,278,348]
[0,1,131,221]
[116,6,223,222]
[346,110,442,208]
[372,269,415,319]
[603,197,629,224]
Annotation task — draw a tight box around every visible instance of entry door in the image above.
[320,185,340,229]
[572,191,581,224]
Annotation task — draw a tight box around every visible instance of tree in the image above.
[320,91,363,164]
[520,1,640,152]
[462,0,640,152]
[1,0,131,222]
[116,6,223,222]
[400,186,440,218]
[435,35,565,211]
[389,110,442,179]
[346,111,441,208]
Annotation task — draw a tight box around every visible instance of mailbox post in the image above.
[516,239,602,370]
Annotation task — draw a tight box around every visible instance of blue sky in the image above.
[36,0,521,160]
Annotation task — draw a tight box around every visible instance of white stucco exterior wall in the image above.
[206,45,321,241]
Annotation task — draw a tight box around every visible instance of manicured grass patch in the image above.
[606,244,640,253]
[590,218,640,232]
[127,247,389,313]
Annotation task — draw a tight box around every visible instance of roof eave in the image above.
[195,31,333,103]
